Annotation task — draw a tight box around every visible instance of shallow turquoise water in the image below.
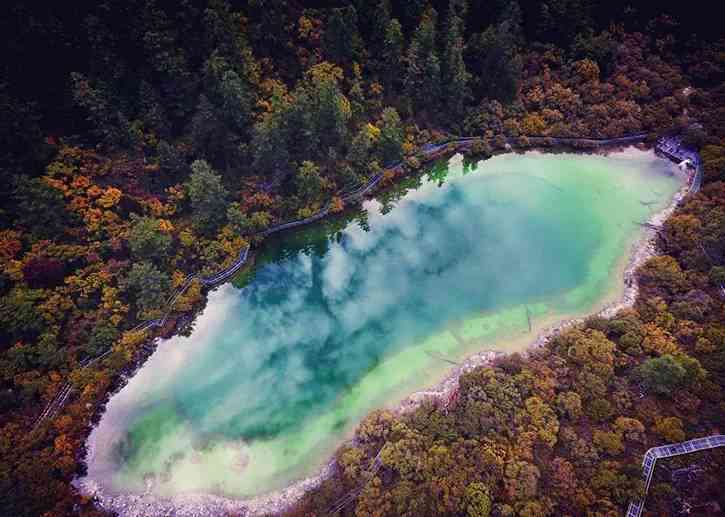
[84,150,681,498]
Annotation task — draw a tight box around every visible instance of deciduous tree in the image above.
[636,354,704,396]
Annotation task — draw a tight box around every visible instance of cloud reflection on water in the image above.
[84,150,682,498]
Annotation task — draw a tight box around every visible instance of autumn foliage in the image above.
[1,1,724,515]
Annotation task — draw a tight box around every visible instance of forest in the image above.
[1,0,724,515]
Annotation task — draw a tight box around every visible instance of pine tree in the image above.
[497,0,524,45]
[400,0,427,33]
[404,6,441,113]
[186,159,229,234]
[323,6,363,65]
[442,0,471,118]
[298,62,352,155]
[370,0,392,59]
[382,19,404,94]
[466,15,522,103]
[252,62,351,177]
[348,124,376,173]
[378,107,404,165]
[140,0,193,123]
[203,53,255,135]
[128,215,172,262]
[295,160,329,204]
[349,64,367,121]
[124,261,171,318]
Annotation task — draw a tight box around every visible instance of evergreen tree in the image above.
[189,95,228,168]
[571,30,618,77]
[70,72,134,147]
[378,107,404,165]
[157,140,188,178]
[127,215,172,262]
[537,0,595,46]
[370,0,392,60]
[252,63,351,178]
[404,6,441,113]
[140,0,193,124]
[400,0,427,33]
[466,18,521,103]
[203,53,255,135]
[0,87,52,178]
[251,107,292,178]
[323,6,363,65]
[138,81,171,139]
[205,0,261,82]
[637,354,705,396]
[497,0,524,45]
[295,160,329,204]
[348,124,376,174]
[247,0,295,71]
[85,324,119,357]
[348,65,367,121]
[13,176,73,240]
[382,18,404,93]
[185,159,229,234]
[227,202,266,235]
[296,63,352,158]
[124,261,171,318]
[190,39,257,172]
[442,0,471,118]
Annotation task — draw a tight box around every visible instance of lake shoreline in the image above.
[75,143,691,517]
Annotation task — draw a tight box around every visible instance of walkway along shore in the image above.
[35,131,666,430]
[65,133,704,516]
[257,133,652,239]
[626,435,725,517]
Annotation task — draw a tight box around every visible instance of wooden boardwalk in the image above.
[33,245,250,430]
[655,135,702,195]
[260,132,651,239]
[32,131,710,435]
[626,435,725,517]
[326,449,385,515]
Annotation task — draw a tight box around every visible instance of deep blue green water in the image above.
[83,150,681,498]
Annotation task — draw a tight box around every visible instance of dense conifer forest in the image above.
[1,1,724,515]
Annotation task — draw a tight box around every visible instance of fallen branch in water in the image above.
[425,351,461,365]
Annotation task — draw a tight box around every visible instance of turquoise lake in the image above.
[83,149,682,499]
